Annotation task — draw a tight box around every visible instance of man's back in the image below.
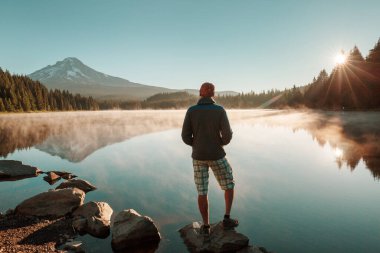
[181,97,232,160]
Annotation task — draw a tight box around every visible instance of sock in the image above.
[224,214,230,219]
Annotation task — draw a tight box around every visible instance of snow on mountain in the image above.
[29,57,141,88]
[28,57,178,99]
[28,57,238,100]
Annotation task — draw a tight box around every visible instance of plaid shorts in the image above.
[193,157,235,195]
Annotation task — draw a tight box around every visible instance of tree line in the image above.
[2,38,379,112]
[97,90,293,110]
[0,69,99,112]
[98,38,380,110]
[302,39,380,110]
[218,38,380,110]
[98,91,198,109]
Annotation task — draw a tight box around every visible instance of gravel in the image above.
[0,214,76,253]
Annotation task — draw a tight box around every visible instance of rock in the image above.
[72,217,87,233]
[43,171,61,185]
[0,160,42,181]
[5,209,14,216]
[56,179,97,193]
[111,209,161,252]
[179,221,249,253]
[63,233,73,240]
[72,201,113,238]
[58,240,85,253]
[52,171,77,180]
[15,188,85,217]
[62,174,77,180]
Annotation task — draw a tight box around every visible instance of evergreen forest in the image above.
[0,69,99,112]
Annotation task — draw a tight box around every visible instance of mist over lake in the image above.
[1,110,380,253]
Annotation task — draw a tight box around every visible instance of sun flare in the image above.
[335,52,347,65]
[334,148,343,158]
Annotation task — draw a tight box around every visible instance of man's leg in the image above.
[223,188,238,227]
[210,157,238,227]
[198,194,209,225]
[193,159,210,225]
[224,188,234,216]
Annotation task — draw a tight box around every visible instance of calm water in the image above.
[0,110,379,253]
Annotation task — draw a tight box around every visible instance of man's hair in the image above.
[199,82,215,97]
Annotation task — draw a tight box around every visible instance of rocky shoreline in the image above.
[0,160,162,253]
[1,160,273,253]
[0,213,76,253]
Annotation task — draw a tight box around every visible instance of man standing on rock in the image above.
[181,82,239,235]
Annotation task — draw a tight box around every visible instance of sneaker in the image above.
[200,224,211,236]
[223,217,239,229]
[200,224,211,243]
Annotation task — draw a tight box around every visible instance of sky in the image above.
[1,0,380,92]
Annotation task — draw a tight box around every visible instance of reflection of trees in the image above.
[290,112,380,179]
[0,111,184,162]
[310,113,380,178]
[0,117,50,157]
[1,110,379,177]
[230,110,380,179]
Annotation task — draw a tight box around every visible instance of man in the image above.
[181,82,238,235]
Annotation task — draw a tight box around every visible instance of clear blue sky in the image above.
[1,0,379,92]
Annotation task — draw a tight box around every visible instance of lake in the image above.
[1,110,380,253]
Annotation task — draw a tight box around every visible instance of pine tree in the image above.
[316,69,328,83]
[347,46,365,63]
[366,38,380,63]
[0,98,5,112]
[0,68,101,112]
[5,98,15,111]
[22,92,32,111]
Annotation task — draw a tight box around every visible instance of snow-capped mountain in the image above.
[28,57,174,99]
[28,57,239,100]
[29,57,140,87]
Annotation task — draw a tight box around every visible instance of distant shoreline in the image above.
[1,108,380,115]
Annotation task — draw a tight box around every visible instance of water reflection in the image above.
[0,111,183,162]
[1,110,380,253]
[0,110,379,177]
[229,110,380,179]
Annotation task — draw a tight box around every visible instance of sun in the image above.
[335,51,347,65]
[334,148,343,158]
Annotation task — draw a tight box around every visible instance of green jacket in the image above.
[181,97,233,160]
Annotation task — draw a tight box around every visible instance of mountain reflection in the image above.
[0,110,379,178]
[0,111,183,162]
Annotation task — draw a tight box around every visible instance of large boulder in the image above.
[111,209,161,252]
[56,179,97,193]
[0,160,42,180]
[72,201,113,238]
[179,221,250,253]
[15,188,85,217]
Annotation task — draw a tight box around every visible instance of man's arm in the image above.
[181,110,193,146]
[220,109,233,145]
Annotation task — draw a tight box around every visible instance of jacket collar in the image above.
[197,97,215,105]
